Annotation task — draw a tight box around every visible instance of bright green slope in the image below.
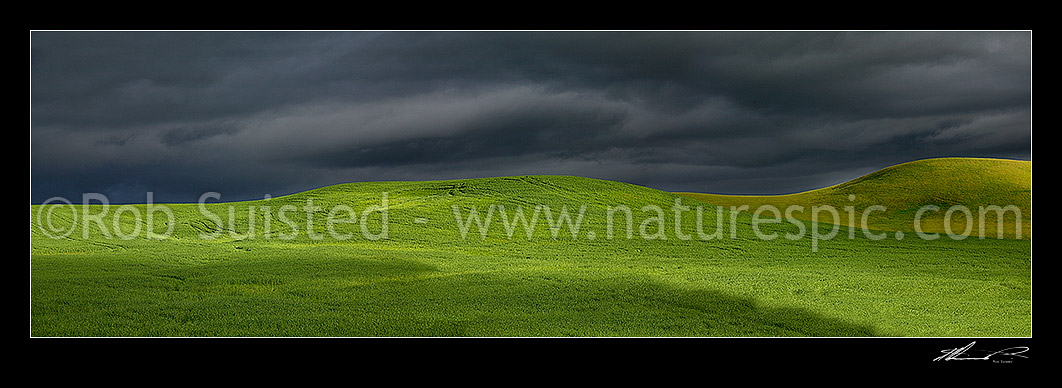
[678,158,1031,239]
[31,175,1030,336]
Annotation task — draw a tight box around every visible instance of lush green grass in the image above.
[31,174,1031,336]
[678,158,1031,239]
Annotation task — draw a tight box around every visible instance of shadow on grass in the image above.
[31,258,881,337]
[637,283,880,337]
[401,273,882,337]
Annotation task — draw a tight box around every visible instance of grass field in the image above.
[30,162,1031,337]
[678,158,1031,239]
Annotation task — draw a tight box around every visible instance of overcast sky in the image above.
[30,31,1031,203]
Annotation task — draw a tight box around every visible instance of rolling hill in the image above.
[677,158,1031,239]
[30,171,1031,337]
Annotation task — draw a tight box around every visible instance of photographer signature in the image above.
[934,341,1029,362]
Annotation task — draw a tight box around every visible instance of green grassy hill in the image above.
[30,174,1031,337]
[677,158,1031,239]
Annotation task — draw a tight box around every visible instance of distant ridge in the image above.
[677,158,1031,239]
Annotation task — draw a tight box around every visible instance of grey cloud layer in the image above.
[31,31,1031,203]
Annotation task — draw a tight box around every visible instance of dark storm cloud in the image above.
[31,31,1031,203]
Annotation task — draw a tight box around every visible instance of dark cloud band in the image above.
[31,31,1032,203]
